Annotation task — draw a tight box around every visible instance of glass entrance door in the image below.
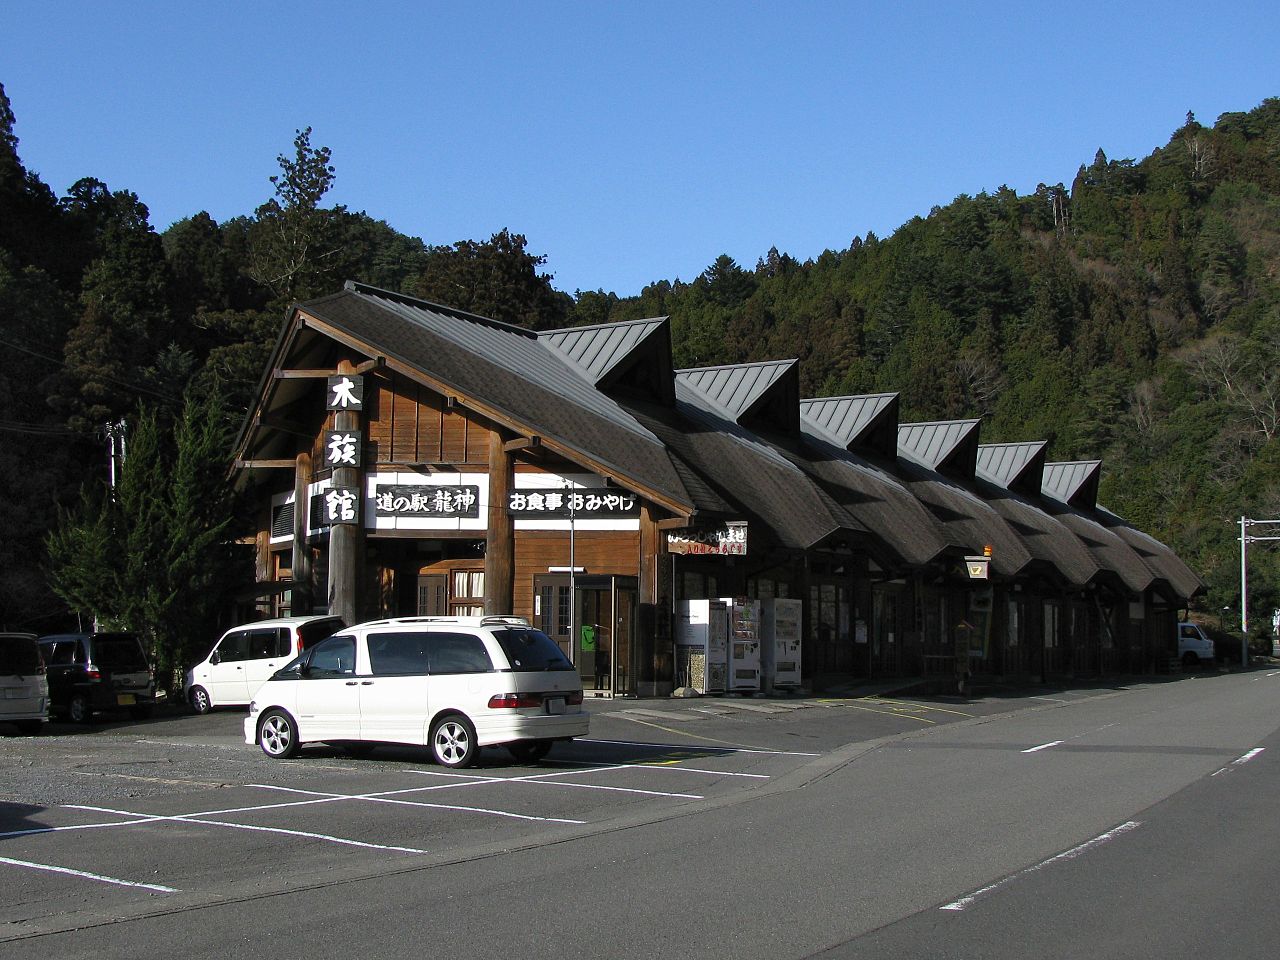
[533,574,637,696]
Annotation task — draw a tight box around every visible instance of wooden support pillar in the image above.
[484,429,514,614]
[291,450,313,616]
[328,359,363,625]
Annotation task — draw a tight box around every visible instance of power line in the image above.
[0,333,183,405]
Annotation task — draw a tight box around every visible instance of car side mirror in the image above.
[210,651,221,665]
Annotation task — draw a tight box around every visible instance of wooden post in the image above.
[328,360,363,624]
[484,429,514,614]
[291,450,313,616]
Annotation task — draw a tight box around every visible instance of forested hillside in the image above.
[2,80,1277,647]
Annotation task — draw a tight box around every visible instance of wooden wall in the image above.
[514,531,641,616]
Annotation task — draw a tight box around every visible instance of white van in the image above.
[243,616,588,768]
[0,632,48,734]
[186,616,344,713]
[1177,621,1216,667]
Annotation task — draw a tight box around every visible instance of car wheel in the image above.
[430,714,478,769]
[1182,651,1199,668]
[69,695,93,724]
[258,709,300,759]
[507,740,553,764]
[189,686,211,715]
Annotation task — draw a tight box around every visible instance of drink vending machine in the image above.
[722,597,762,693]
[676,599,728,694]
[761,597,803,692]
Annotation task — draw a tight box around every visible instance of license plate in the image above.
[545,696,565,715]
[116,693,136,706]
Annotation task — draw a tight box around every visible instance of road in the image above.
[2,667,1278,959]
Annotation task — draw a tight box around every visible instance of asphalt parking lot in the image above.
[0,682,1138,940]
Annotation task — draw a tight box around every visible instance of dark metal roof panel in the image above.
[675,360,797,425]
[898,420,981,475]
[1042,461,1102,508]
[800,394,898,453]
[540,317,667,385]
[977,441,1048,495]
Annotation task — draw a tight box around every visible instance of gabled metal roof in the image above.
[897,420,981,479]
[253,284,696,516]
[977,441,1048,496]
[1042,461,1102,509]
[675,360,798,429]
[799,394,899,458]
[540,317,668,385]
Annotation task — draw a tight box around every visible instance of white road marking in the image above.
[1022,740,1064,754]
[537,758,770,778]
[940,821,1142,912]
[1211,747,1265,777]
[0,855,177,892]
[68,804,430,853]
[579,737,820,757]
[249,784,587,822]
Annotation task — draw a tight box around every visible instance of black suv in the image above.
[37,632,156,722]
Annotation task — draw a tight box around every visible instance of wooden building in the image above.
[231,283,1203,696]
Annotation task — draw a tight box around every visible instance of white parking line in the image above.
[0,855,177,893]
[250,784,587,822]
[68,805,431,853]
[580,737,820,757]
[541,759,771,779]
[1022,740,1064,754]
[392,765,699,799]
[940,821,1141,912]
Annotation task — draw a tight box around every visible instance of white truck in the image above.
[1176,621,1216,667]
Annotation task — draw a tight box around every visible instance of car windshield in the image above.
[93,635,148,670]
[0,636,41,674]
[492,628,574,671]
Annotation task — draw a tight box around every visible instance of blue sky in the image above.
[2,1,1277,297]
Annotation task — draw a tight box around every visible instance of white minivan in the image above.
[0,632,48,734]
[186,616,344,713]
[244,616,588,767]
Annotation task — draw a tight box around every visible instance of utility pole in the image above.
[1238,516,1280,668]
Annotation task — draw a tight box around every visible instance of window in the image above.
[246,629,285,660]
[307,635,356,677]
[426,632,492,673]
[217,631,252,663]
[93,635,147,670]
[493,628,573,672]
[367,632,433,676]
[451,569,484,617]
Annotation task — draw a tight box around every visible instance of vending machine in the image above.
[761,597,803,692]
[676,599,728,694]
[722,597,762,693]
